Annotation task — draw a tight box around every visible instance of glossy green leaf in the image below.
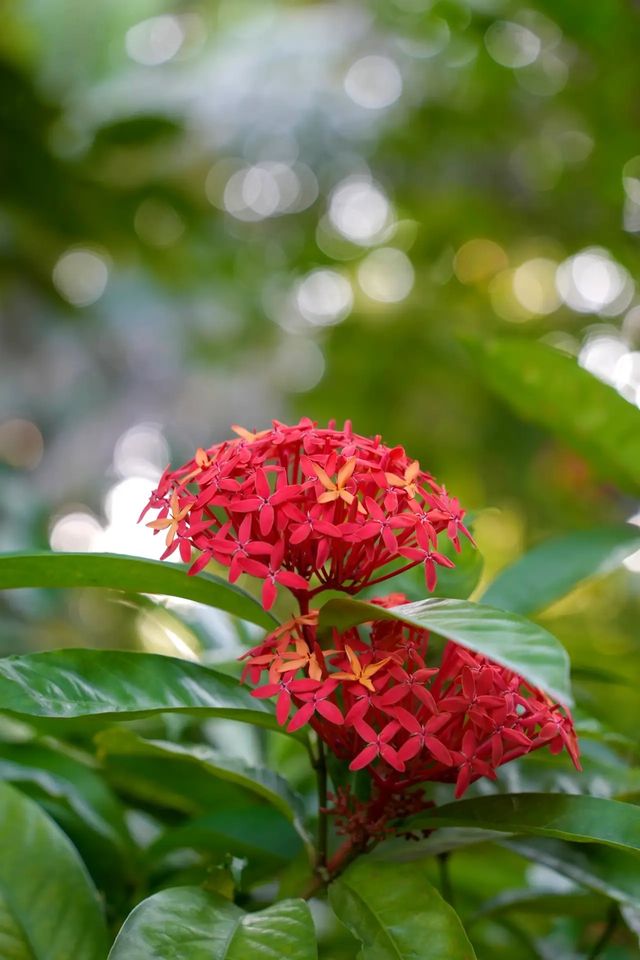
[108,886,316,960]
[149,805,303,874]
[0,648,287,733]
[469,338,640,494]
[0,552,276,629]
[319,596,572,705]
[0,739,135,895]
[504,837,640,907]
[95,727,306,827]
[0,780,108,959]
[0,740,130,849]
[410,793,640,855]
[329,858,477,960]
[471,888,602,921]
[482,525,640,615]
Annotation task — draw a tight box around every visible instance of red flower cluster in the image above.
[242,597,580,805]
[143,419,580,844]
[141,419,471,609]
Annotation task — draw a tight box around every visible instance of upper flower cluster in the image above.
[141,418,472,608]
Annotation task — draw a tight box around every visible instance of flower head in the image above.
[241,591,580,811]
[142,418,472,609]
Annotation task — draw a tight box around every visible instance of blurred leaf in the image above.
[0,780,108,959]
[482,525,640,615]
[91,116,183,148]
[469,338,640,494]
[95,727,307,828]
[0,739,130,848]
[149,805,303,874]
[505,836,640,907]
[373,827,506,862]
[108,886,316,959]
[318,597,572,704]
[0,739,135,895]
[0,649,292,734]
[329,858,476,959]
[410,793,640,854]
[620,903,640,942]
[470,888,602,921]
[0,553,276,629]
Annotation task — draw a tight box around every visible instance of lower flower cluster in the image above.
[242,594,580,818]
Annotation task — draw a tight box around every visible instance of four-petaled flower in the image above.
[146,491,193,560]
[287,680,344,732]
[332,645,390,692]
[312,456,358,507]
[350,719,404,772]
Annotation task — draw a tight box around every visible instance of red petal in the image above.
[287,702,315,732]
[189,552,212,576]
[259,503,274,536]
[262,579,277,610]
[424,736,453,765]
[275,690,292,725]
[349,744,378,771]
[277,570,309,591]
[317,700,344,725]
[398,737,421,761]
[380,744,405,772]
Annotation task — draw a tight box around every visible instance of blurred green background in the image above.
[1,0,639,731]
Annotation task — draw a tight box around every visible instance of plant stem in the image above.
[315,736,328,872]
[587,903,618,960]
[301,837,365,899]
[437,851,454,907]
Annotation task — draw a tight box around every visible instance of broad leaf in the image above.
[0,552,276,629]
[0,739,135,896]
[482,525,640,615]
[469,337,640,494]
[471,888,602,921]
[0,739,130,850]
[410,793,640,855]
[504,837,640,907]
[149,806,303,876]
[0,648,288,733]
[329,858,477,960]
[108,886,316,959]
[319,597,572,705]
[0,780,108,959]
[95,728,306,828]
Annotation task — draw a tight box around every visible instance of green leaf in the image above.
[0,739,129,845]
[470,888,603,922]
[469,337,640,494]
[329,858,476,960]
[0,780,108,959]
[107,886,316,959]
[319,596,572,705]
[409,793,640,855]
[0,648,288,733]
[0,552,276,629]
[95,727,307,828]
[149,806,303,875]
[482,525,640,615]
[0,739,135,896]
[504,836,640,907]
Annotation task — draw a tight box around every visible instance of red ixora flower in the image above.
[141,418,472,609]
[240,594,581,821]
